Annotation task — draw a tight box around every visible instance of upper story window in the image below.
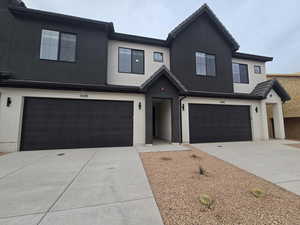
[254,65,262,74]
[232,63,249,83]
[153,52,163,62]
[195,52,216,76]
[119,47,144,74]
[40,29,77,62]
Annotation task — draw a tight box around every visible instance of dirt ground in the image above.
[140,148,300,225]
[0,152,8,157]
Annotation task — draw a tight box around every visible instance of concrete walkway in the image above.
[192,140,300,195]
[0,147,166,225]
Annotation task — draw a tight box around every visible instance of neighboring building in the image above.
[0,1,290,152]
[267,73,300,140]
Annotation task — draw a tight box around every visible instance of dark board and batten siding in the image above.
[3,13,109,85]
[170,13,234,93]
[21,97,133,151]
[189,104,252,143]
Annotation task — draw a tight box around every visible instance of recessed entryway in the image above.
[152,98,172,145]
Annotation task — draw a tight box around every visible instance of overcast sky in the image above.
[23,0,300,73]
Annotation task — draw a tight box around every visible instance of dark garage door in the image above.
[189,104,252,143]
[21,97,133,151]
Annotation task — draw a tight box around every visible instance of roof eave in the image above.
[187,91,263,100]
[233,52,273,62]
[0,79,141,93]
[9,6,114,32]
[110,32,167,47]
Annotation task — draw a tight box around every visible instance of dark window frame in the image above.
[195,51,217,77]
[153,52,164,62]
[118,47,145,75]
[232,63,249,84]
[254,65,262,74]
[40,29,77,63]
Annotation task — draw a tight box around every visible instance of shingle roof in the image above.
[10,0,26,8]
[167,4,239,51]
[140,66,188,93]
[251,79,291,102]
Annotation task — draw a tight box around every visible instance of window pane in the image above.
[132,50,144,74]
[196,52,206,75]
[206,54,216,76]
[59,33,76,62]
[119,48,131,73]
[154,52,163,62]
[40,30,59,60]
[254,65,261,74]
[239,64,249,83]
[232,63,240,83]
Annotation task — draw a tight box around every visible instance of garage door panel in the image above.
[21,98,133,151]
[189,104,252,143]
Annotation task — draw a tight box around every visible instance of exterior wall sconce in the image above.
[6,97,12,107]
[255,106,258,113]
[182,104,185,111]
[138,102,142,110]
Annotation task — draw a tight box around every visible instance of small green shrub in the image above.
[198,166,206,175]
[191,154,201,159]
[250,188,265,198]
[199,194,214,208]
[160,156,172,161]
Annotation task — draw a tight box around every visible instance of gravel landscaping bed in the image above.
[140,148,300,225]
[287,144,300,149]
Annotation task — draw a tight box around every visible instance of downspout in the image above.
[178,95,187,144]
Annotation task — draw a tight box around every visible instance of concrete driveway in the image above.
[192,140,300,195]
[0,147,165,225]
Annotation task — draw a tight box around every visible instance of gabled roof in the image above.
[251,79,291,102]
[140,66,188,93]
[167,4,239,51]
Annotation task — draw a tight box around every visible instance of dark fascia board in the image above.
[167,4,240,51]
[233,52,273,62]
[272,79,291,101]
[8,5,114,32]
[0,79,141,94]
[187,90,263,100]
[140,65,188,94]
[0,78,267,100]
[110,32,167,47]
